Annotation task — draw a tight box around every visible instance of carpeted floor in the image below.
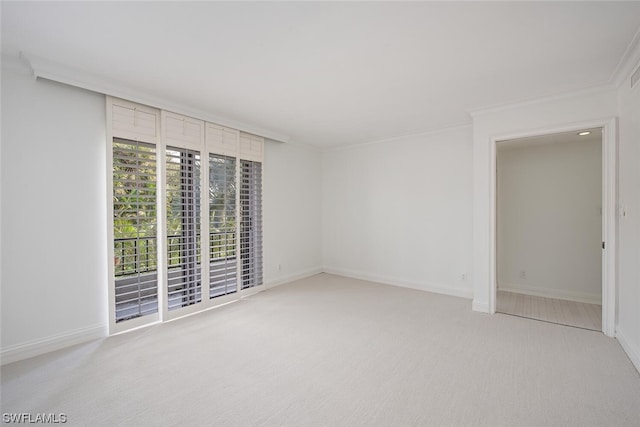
[2,273,639,426]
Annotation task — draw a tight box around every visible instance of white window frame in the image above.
[107,97,264,334]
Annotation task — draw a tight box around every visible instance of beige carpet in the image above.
[2,273,639,426]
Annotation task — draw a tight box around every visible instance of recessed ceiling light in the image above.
[577,131,591,136]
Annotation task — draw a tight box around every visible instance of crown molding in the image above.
[609,25,640,88]
[470,27,640,119]
[19,51,290,143]
[468,84,616,119]
[322,122,472,153]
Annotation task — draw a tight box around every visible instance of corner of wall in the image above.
[323,266,473,300]
[616,327,640,373]
[265,267,323,289]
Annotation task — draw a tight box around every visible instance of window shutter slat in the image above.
[240,160,263,289]
[166,146,202,311]
[206,123,239,156]
[209,153,237,298]
[239,132,264,161]
[111,99,159,143]
[113,138,159,323]
[164,112,205,148]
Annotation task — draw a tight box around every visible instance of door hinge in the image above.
[602,241,605,249]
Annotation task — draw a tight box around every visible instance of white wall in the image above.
[471,87,619,314]
[3,49,637,372]
[1,57,109,358]
[0,57,324,362]
[497,138,602,303]
[263,142,323,286]
[616,69,640,371]
[322,126,474,298]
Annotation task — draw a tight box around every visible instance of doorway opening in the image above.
[495,128,603,331]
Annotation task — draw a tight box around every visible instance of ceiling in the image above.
[2,2,640,149]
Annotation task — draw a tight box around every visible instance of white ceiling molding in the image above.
[323,123,472,153]
[609,26,640,88]
[5,2,638,149]
[20,52,290,143]
[467,84,615,119]
[632,65,640,89]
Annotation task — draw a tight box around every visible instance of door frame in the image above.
[489,117,617,337]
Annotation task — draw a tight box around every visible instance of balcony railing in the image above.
[114,232,237,322]
[114,236,157,276]
[114,232,236,276]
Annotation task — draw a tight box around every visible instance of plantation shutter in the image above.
[209,154,238,297]
[239,132,263,162]
[166,146,202,310]
[112,139,158,322]
[163,111,205,312]
[240,159,263,289]
[111,99,158,141]
[109,97,267,333]
[164,112,204,147]
[206,123,239,157]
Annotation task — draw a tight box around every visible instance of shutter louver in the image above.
[166,147,202,310]
[111,100,158,142]
[240,160,263,289]
[113,138,158,322]
[209,154,237,298]
[239,132,264,162]
[207,123,239,156]
[165,112,204,147]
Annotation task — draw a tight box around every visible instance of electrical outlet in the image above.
[460,273,467,281]
[519,270,526,279]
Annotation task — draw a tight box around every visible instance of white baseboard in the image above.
[322,266,473,299]
[616,327,640,374]
[265,266,323,289]
[1,323,107,366]
[472,300,490,313]
[498,282,601,305]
